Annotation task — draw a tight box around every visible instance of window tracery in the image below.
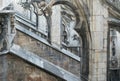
[14,0,82,56]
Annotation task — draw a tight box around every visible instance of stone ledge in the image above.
[9,44,81,81]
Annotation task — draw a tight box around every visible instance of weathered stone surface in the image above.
[51,5,61,46]
[0,0,13,10]
[10,44,80,81]
[6,54,64,81]
[89,0,108,81]
[1,0,120,81]
[14,30,80,76]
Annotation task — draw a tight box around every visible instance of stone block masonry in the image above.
[0,54,64,81]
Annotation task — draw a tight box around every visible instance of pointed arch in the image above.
[53,0,91,80]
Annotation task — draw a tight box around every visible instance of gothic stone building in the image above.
[0,0,120,81]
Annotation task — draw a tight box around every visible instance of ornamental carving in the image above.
[0,15,8,53]
[0,13,16,54]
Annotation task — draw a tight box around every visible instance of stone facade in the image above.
[14,30,80,76]
[0,0,120,81]
[0,54,64,81]
[89,1,108,81]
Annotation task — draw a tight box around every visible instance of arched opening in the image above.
[53,1,91,80]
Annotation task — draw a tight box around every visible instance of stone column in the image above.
[51,5,61,46]
[89,0,108,81]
